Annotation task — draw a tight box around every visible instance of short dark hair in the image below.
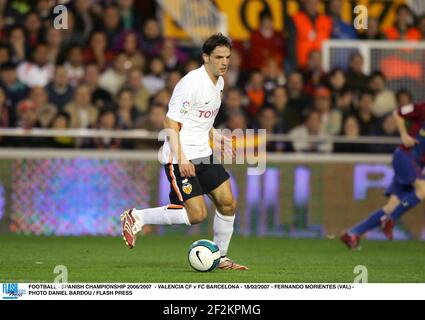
[349,52,363,62]
[259,105,277,116]
[303,109,321,122]
[226,86,242,96]
[370,71,386,81]
[50,111,71,128]
[359,89,375,100]
[117,87,133,99]
[339,86,353,96]
[0,44,10,52]
[148,102,166,113]
[202,33,232,55]
[396,88,413,101]
[259,10,272,22]
[0,61,17,71]
[98,107,118,122]
[396,4,412,16]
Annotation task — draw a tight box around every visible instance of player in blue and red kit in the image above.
[341,102,425,249]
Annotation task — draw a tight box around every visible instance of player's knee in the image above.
[187,206,207,224]
[415,181,425,199]
[382,203,395,214]
[416,189,425,200]
[218,199,237,216]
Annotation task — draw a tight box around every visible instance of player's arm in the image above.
[393,105,418,148]
[164,116,195,177]
[165,77,197,177]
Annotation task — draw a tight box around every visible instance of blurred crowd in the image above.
[0,0,422,152]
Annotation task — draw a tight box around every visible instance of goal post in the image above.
[322,40,425,101]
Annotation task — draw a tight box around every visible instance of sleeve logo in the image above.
[180,101,190,114]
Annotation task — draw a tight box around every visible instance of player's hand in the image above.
[178,160,196,178]
[401,134,417,148]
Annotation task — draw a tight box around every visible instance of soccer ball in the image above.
[188,239,221,272]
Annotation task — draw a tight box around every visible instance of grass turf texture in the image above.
[0,235,424,283]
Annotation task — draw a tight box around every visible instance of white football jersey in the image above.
[162,65,224,164]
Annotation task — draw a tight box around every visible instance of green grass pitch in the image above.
[0,235,424,283]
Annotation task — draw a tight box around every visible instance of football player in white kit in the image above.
[121,34,248,270]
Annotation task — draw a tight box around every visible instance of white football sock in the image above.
[132,205,191,226]
[213,210,235,257]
